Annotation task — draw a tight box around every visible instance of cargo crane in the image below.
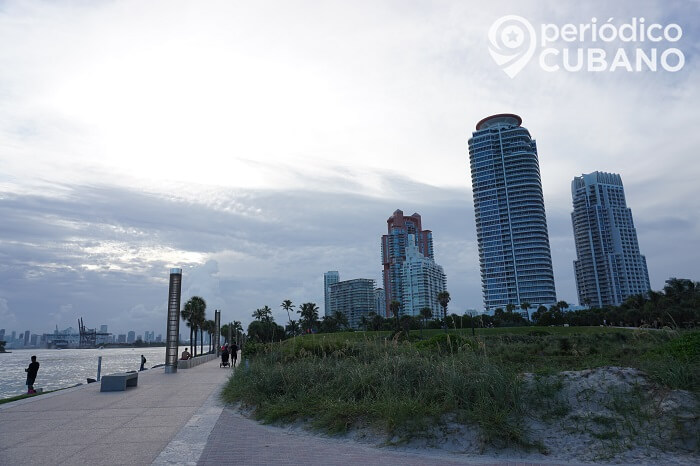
[78,318,111,348]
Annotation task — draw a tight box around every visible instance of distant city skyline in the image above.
[0,1,697,333]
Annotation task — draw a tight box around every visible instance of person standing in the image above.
[25,355,40,394]
[140,355,147,371]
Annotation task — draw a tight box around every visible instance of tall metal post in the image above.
[214,310,221,356]
[228,322,232,345]
[165,268,182,373]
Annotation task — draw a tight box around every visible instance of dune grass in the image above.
[223,327,698,448]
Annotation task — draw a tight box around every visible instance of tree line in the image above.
[208,277,700,344]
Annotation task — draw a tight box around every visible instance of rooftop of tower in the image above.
[476,113,522,130]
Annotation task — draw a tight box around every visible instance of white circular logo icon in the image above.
[488,15,537,78]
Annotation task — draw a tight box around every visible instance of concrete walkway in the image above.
[0,358,231,465]
[197,407,573,466]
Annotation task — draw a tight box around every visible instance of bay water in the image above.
[0,346,199,399]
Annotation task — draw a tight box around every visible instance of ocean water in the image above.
[0,346,199,398]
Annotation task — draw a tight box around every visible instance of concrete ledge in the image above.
[178,353,217,369]
[100,372,138,392]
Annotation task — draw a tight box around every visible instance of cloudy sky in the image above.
[1,0,698,336]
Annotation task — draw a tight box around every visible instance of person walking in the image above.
[230,342,238,367]
[25,355,40,394]
[140,354,147,371]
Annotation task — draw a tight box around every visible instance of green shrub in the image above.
[414,333,476,353]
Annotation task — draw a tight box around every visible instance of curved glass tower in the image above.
[468,114,557,312]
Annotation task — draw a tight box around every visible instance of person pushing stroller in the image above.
[220,344,230,368]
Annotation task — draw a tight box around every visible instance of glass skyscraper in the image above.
[468,114,557,312]
[571,171,650,307]
[323,271,340,317]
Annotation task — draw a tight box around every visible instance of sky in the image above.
[1,0,698,336]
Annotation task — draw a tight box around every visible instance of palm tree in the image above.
[419,307,433,338]
[181,304,194,353]
[203,319,215,352]
[281,299,295,326]
[220,323,230,344]
[232,320,243,345]
[298,302,319,333]
[359,315,369,331]
[252,306,273,322]
[520,302,531,322]
[285,319,300,337]
[437,291,451,333]
[389,300,401,332]
[183,296,206,357]
[195,306,206,356]
[333,311,349,330]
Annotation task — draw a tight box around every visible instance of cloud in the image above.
[0,0,698,335]
[0,298,17,328]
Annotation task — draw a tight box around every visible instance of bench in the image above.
[100,372,138,392]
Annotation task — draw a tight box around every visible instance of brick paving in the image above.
[197,408,573,466]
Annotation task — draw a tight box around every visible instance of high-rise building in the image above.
[328,279,376,329]
[381,210,435,316]
[0,329,5,341]
[118,334,126,343]
[374,288,386,317]
[468,114,557,312]
[100,325,108,333]
[323,271,340,317]
[402,234,447,316]
[127,331,136,344]
[571,171,651,307]
[24,330,30,346]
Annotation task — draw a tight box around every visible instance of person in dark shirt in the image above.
[230,343,238,367]
[140,355,147,371]
[25,355,40,394]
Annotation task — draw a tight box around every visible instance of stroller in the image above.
[220,347,230,368]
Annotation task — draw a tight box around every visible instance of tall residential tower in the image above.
[323,271,340,317]
[468,114,557,312]
[571,172,650,307]
[381,210,445,316]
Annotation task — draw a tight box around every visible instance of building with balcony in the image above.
[467,114,557,312]
[571,171,650,307]
[328,278,376,329]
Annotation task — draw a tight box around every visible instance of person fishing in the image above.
[25,355,40,394]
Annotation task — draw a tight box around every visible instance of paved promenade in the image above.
[0,357,230,465]
[1,357,576,466]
